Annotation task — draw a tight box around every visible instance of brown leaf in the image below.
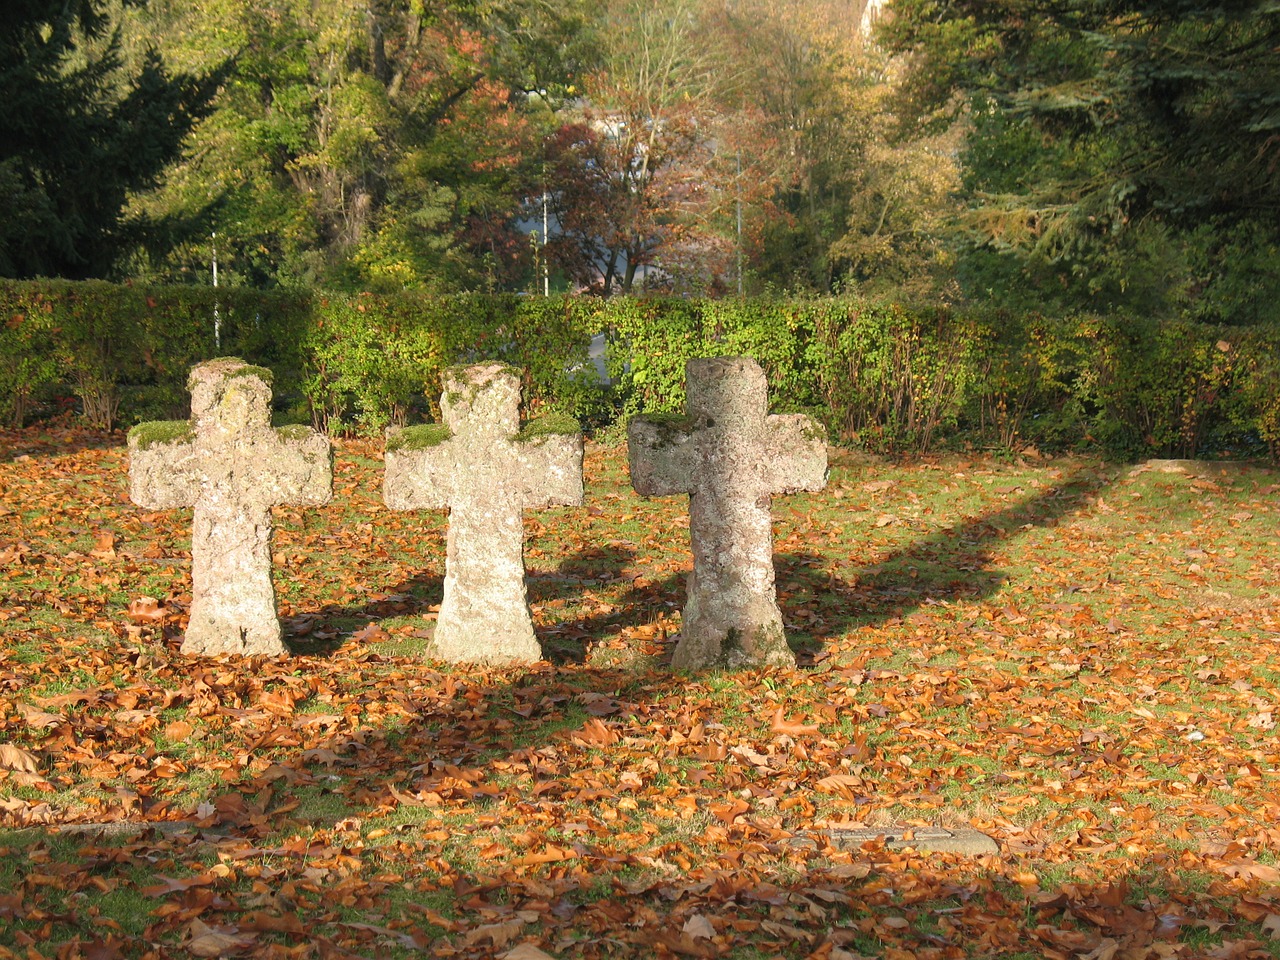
[815,774,865,798]
[650,930,719,958]
[17,703,64,729]
[0,744,40,773]
[186,919,255,957]
[1216,861,1280,884]
[141,874,217,897]
[769,707,819,736]
[709,799,750,825]
[465,921,525,948]
[238,912,305,935]
[351,622,390,643]
[683,914,716,939]
[126,596,167,623]
[162,720,195,742]
[90,532,117,560]
[503,946,558,960]
[571,717,618,746]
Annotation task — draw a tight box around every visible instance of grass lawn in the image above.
[1,418,1278,959]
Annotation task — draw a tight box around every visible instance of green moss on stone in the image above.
[387,423,453,452]
[801,418,827,443]
[129,419,194,450]
[514,413,580,443]
[274,424,314,442]
[225,363,274,385]
[633,412,693,445]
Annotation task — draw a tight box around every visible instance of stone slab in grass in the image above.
[823,824,1000,856]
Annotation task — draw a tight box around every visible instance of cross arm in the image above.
[514,426,584,510]
[628,415,696,497]
[761,414,828,494]
[260,426,334,507]
[127,421,200,510]
[383,426,455,511]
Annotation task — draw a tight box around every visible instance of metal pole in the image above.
[212,232,221,351]
[736,152,744,297]
[542,190,550,296]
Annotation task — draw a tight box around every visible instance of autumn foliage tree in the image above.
[128,0,587,289]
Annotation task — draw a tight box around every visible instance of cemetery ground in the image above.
[1,419,1279,960]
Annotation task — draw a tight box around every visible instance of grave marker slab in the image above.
[629,357,827,670]
[383,364,583,664]
[128,359,332,656]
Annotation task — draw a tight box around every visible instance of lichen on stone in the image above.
[274,424,314,443]
[633,411,692,444]
[800,419,827,443]
[223,362,274,385]
[514,413,580,443]
[129,419,194,450]
[386,423,453,452]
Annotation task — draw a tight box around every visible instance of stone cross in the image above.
[128,359,333,657]
[383,364,583,664]
[628,357,827,670]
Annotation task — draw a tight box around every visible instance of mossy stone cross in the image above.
[128,359,333,656]
[383,364,583,664]
[628,357,828,670]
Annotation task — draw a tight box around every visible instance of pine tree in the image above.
[0,0,224,279]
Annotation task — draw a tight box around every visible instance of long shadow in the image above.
[294,462,1121,668]
[773,462,1122,658]
[284,571,446,656]
[0,423,124,463]
[509,462,1122,668]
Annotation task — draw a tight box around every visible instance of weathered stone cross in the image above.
[629,357,827,670]
[128,359,333,656]
[383,364,583,664]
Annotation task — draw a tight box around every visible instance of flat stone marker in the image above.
[128,359,332,656]
[383,364,583,664]
[825,825,1000,856]
[785,825,999,856]
[628,357,827,670]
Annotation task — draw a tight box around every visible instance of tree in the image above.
[0,0,224,279]
[130,0,588,290]
[541,0,756,296]
[880,0,1280,318]
[707,0,961,297]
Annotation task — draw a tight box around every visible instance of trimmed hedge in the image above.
[2,279,1277,461]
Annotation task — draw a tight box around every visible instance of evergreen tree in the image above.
[0,0,224,279]
[882,0,1280,318]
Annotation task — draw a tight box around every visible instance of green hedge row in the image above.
[3,280,1277,461]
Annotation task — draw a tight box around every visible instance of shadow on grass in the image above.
[0,421,124,463]
[292,462,1121,669]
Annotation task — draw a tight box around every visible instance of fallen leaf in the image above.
[126,597,167,623]
[769,707,820,736]
[16,703,64,729]
[0,744,40,773]
[186,919,255,957]
[504,947,558,960]
[816,774,865,798]
[683,914,716,939]
[90,532,116,560]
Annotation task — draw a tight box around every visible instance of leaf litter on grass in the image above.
[1,422,1280,958]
